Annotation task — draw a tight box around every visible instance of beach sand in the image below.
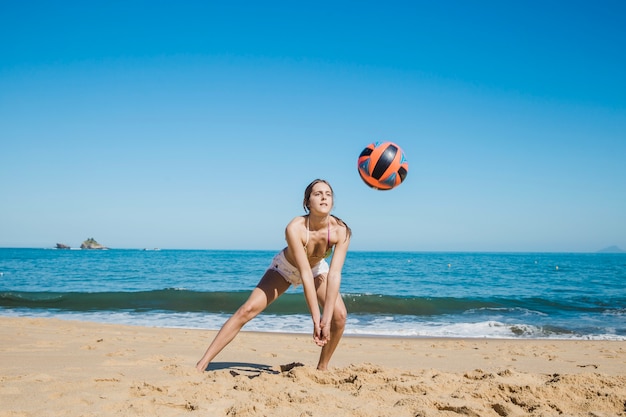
[1,317,625,416]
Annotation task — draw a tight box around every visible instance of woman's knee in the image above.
[333,304,347,328]
[234,302,260,323]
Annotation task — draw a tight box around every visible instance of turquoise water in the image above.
[1,248,624,339]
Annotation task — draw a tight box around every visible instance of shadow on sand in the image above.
[205,361,305,378]
[206,361,280,378]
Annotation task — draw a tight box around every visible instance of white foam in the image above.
[2,309,625,340]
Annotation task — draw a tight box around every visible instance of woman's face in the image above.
[307,182,333,214]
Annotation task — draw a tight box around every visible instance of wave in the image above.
[0,289,619,316]
[2,289,625,340]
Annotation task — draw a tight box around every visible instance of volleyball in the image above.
[357,141,408,190]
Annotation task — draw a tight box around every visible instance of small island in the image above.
[55,243,71,250]
[598,245,625,254]
[80,238,108,250]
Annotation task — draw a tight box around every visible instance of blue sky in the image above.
[1,1,625,252]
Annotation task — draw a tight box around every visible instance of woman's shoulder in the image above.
[286,215,307,229]
[284,216,307,242]
[331,215,352,238]
[330,214,348,228]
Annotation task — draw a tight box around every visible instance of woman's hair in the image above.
[303,179,352,238]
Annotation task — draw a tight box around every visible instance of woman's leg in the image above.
[314,274,347,370]
[196,269,291,371]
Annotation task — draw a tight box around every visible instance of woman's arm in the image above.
[284,218,324,345]
[320,224,350,341]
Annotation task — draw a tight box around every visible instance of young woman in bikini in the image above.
[196,179,352,372]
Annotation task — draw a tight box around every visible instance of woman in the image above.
[196,179,352,372]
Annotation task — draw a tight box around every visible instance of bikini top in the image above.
[304,216,334,259]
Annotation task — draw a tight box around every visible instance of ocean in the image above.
[1,248,624,340]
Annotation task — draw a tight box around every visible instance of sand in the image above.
[1,317,625,417]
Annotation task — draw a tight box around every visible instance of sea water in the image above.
[1,248,624,339]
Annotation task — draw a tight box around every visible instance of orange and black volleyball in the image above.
[357,141,408,190]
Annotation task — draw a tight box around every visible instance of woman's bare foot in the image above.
[196,360,208,372]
